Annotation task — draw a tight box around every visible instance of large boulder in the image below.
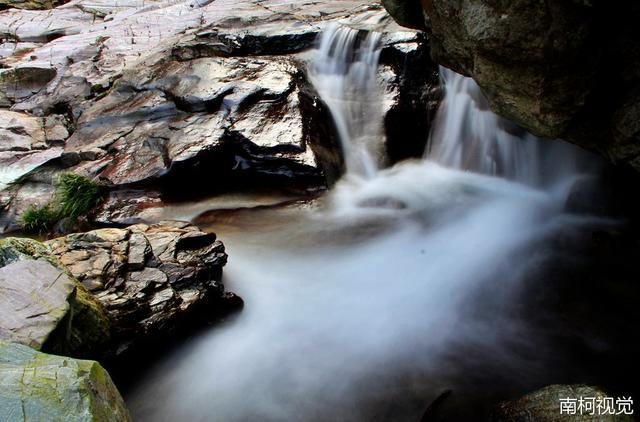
[383,0,640,171]
[45,221,239,355]
[492,384,634,422]
[0,0,438,230]
[0,342,130,422]
[0,237,110,357]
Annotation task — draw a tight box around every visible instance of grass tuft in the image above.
[19,205,60,234]
[54,173,103,220]
[18,173,103,234]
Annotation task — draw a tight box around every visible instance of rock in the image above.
[0,237,110,357]
[0,0,66,9]
[45,221,239,355]
[492,384,634,422]
[0,342,130,422]
[0,110,69,190]
[0,0,436,230]
[384,0,640,172]
[381,0,427,30]
[0,67,56,107]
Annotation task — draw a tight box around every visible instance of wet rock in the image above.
[0,342,130,422]
[492,384,633,422]
[0,0,435,229]
[384,0,640,172]
[45,221,239,356]
[0,237,110,357]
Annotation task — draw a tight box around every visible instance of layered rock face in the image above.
[0,0,438,231]
[0,342,131,422]
[383,0,640,171]
[46,221,238,355]
[0,222,236,357]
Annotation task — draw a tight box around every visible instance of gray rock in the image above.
[381,0,427,30]
[0,237,110,357]
[0,342,131,422]
[0,260,75,350]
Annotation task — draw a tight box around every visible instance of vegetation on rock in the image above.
[0,342,131,422]
[19,173,103,234]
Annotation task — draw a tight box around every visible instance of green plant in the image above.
[19,205,60,233]
[54,173,102,220]
[18,173,103,234]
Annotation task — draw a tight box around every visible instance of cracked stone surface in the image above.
[0,0,435,231]
[45,220,237,355]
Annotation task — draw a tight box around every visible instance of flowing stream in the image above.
[127,26,611,421]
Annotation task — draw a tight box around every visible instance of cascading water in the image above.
[426,67,587,188]
[309,23,384,179]
[127,27,606,422]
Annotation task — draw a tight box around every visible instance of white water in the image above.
[309,23,384,179]
[128,28,600,422]
[427,67,586,188]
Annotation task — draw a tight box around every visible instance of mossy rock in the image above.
[0,342,131,422]
[0,238,110,358]
[493,384,634,422]
[0,0,62,9]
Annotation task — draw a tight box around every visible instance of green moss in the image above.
[18,173,104,235]
[0,342,131,422]
[0,237,58,267]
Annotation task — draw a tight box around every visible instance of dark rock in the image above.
[381,0,427,30]
[384,0,640,172]
[380,32,440,163]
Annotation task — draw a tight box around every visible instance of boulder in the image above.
[492,384,634,422]
[0,342,130,422]
[0,0,437,230]
[45,221,239,355]
[381,0,427,30]
[383,0,640,172]
[0,237,110,357]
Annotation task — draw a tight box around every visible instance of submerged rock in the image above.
[383,0,640,172]
[46,221,239,355]
[0,237,110,358]
[492,385,634,422]
[0,342,130,422]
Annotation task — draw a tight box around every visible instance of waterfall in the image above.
[309,23,384,179]
[426,67,584,188]
[127,30,605,422]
